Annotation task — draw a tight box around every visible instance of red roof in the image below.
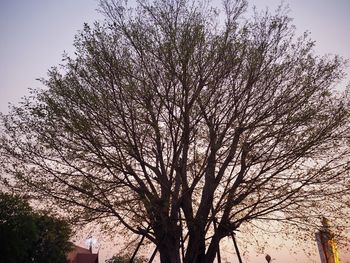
[67,245,99,263]
[76,253,98,263]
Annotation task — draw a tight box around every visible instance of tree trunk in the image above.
[205,232,222,263]
[184,226,206,263]
[154,222,181,263]
[157,234,181,263]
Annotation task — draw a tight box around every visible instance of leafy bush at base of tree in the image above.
[106,254,147,263]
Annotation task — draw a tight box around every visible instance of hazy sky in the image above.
[0,0,102,113]
[0,0,349,262]
[0,0,349,114]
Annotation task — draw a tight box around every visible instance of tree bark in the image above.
[154,223,181,263]
[157,235,181,263]
[184,225,206,263]
[205,229,223,263]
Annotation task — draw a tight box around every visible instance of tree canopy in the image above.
[1,0,349,262]
[0,193,72,263]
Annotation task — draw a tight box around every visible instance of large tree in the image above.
[1,0,349,262]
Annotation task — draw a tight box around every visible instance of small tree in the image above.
[29,213,73,263]
[0,193,72,263]
[0,193,37,263]
[1,0,349,262]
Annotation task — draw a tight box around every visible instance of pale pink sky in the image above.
[0,0,349,115]
[0,1,349,262]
